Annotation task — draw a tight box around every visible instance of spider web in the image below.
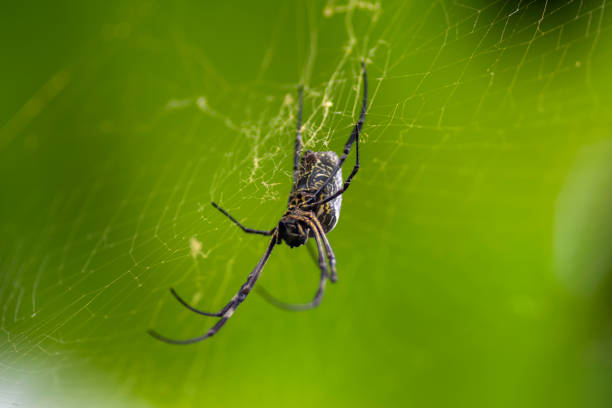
[1,1,611,407]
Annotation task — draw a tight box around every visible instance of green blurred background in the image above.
[2,1,612,407]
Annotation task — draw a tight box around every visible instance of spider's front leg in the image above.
[148,233,278,344]
[168,287,233,317]
[211,202,275,236]
[305,213,338,283]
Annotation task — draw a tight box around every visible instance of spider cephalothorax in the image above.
[149,62,367,344]
[278,215,310,248]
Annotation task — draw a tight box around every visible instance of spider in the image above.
[149,62,367,344]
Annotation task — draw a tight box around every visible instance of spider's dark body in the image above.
[149,62,367,345]
[281,151,342,248]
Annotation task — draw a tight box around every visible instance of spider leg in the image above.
[305,238,318,263]
[148,317,230,345]
[211,202,274,236]
[309,61,367,207]
[319,234,338,282]
[302,212,338,283]
[256,275,326,311]
[311,218,338,283]
[168,287,231,317]
[256,239,317,303]
[293,85,304,186]
[256,218,328,311]
[148,233,277,344]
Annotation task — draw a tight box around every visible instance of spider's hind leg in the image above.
[308,61,367,207]
[293,85,304,185]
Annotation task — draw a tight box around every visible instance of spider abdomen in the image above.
[291,150,342,233]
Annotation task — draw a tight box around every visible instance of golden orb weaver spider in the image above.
[149,62,367,344]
